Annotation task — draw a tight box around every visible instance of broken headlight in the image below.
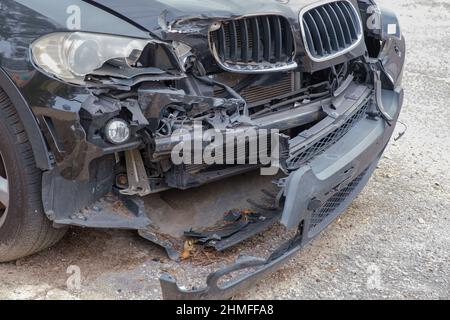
[31,32,152,85]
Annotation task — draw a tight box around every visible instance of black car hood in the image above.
[84,0,311,33]
[83,0,366,73]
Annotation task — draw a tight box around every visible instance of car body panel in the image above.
[83,0,367,72]
[84,0,309,32]
[0,0,406,300]
[0,0,150,174]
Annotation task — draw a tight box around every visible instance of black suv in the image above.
[0,0,405,299]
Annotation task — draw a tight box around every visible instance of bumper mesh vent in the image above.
[309,167,370,231]
[287,102,369,171]
[301,0,362,61]
[210,15,296,72]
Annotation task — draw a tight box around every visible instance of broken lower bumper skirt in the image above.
[160,87,404,300]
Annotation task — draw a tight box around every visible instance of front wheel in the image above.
[0,87,66,262]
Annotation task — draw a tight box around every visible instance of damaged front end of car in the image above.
[24,0,405,299]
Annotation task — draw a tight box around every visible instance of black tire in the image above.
[0,88,66,262]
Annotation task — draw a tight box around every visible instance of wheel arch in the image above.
[0,67,52,170]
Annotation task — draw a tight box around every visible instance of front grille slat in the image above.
[284,18,294,57]
[229,20,238,61]
[348,2,363,34]
[326,5,346,49]
[319,7,339,52]
[210,15,295,72]
[303,23,316,55]
[273,16,283,60]
[240,19,250,63]
[262,16,272,61]
[344,1,362,37]
[332,2,353,44]
[305,13,325,56]
[302,1,362,60]
[251,18,261,62]
[312,9,333,54]
[338,2,358,40]
[218,27,227,60]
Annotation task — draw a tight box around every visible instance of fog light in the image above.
[105,119,130,144]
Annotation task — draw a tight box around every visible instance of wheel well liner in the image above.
[0,67,52,170]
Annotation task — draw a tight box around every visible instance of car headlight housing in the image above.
[31,32,153,85]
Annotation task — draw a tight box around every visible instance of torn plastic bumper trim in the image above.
[160,87,403,300]
[160,234,304,300]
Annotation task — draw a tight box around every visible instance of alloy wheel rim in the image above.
[0,151,9,228]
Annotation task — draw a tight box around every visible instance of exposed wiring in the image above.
[193,74,248,117]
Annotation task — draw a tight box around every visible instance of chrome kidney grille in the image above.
[209,15,297,73]
[300,0,363,61]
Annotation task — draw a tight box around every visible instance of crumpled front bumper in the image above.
[160,87,404,300]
